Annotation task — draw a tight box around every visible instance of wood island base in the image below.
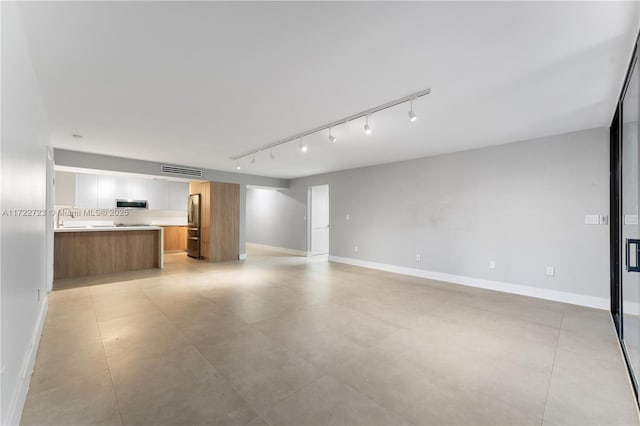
[54,228,163,279]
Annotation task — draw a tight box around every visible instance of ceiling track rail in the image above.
[230,88,431,161]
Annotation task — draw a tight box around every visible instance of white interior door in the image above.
[310,185,329,255]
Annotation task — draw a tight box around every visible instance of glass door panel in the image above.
[622,57,640,395]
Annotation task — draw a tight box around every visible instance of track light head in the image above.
[328,128,337,144]
[408,100,417,122]
[235,160,241,170]
[251,154,256,164]
[270,148,275,160]
[364,116,372,135]
[299,138,308,153]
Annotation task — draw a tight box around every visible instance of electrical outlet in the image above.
[546,266,555,276]
[489,260,496,269]
[416,254,421,262]
[354,245,359,253]
[346,214,350,221]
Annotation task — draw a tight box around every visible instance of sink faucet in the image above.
[56,209,64,228]
[56,208,75,228]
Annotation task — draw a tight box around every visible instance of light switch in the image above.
[546,266,555,276]
[626,215,639,225]
[599,215,608,225]
[584,215,599,225]
[489,260,496,269]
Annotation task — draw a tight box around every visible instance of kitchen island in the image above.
[54,226,163,279]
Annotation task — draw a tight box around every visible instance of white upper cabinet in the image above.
[147,180,169,210]
[75,174,98,208]
[115,176,147,201]
[129,177,147,201]
[76,173,187,211]
[114,176,131,200]
[168,182,189,210]
[97,175,115,208]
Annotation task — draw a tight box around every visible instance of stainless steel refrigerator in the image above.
[187,193,201,259]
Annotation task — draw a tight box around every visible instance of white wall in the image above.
[246,127,610,308]
[246,187,307,252]
[1,2,50,424]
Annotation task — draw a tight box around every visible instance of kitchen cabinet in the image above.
[114,176,129,200]
[76,173,188,211]
[162,226,187,252]
[97,175,115,208]
[54,227,162,279]
[129,177,147,201]
[75,174,98,208]
[210,182,240,262]
[147,180,169,210]
[188,181,239,262]
[168,181,189,210]
[115,176,145,201]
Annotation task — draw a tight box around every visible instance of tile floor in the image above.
[21,246,639,425]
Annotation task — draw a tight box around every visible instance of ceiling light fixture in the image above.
[229,87,431,162]
[235,160,241,170]
[408,99,417,122]
[251,154,256,164]
[328,128,337,144]
[363,116,372,135]
[270,148,275,160]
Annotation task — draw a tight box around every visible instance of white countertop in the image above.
[54,225,163,233]
[151,220,188,226]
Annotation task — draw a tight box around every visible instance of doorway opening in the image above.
[309,184,330,257]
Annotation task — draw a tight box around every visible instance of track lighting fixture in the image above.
[229,87,431,164]
[408,100,417,122]
[363,116,372,135]
[328,128,337,144]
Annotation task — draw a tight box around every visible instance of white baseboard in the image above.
[5,296,48,426]
[329,255,609,310]
[624,301,640,316]
[246,242,309,257]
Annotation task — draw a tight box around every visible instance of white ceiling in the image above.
[18,1,639,179]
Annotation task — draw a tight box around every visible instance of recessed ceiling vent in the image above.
[161,164,203,177]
